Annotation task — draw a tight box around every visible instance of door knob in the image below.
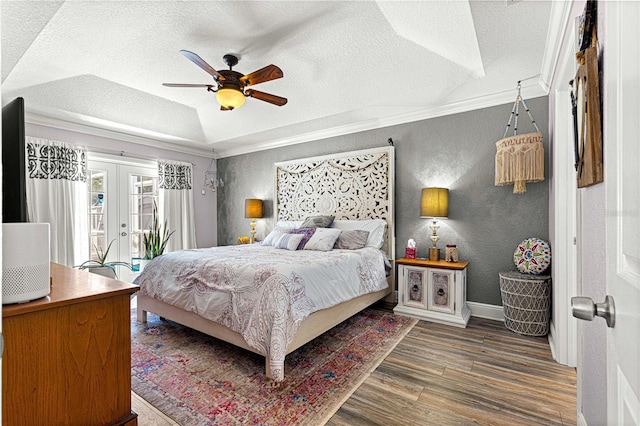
[571,295,615,328]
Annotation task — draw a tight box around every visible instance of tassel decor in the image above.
[494,82,544,193]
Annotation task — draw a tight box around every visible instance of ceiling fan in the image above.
[163,50,287,111]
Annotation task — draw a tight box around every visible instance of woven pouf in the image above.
[499,270,551,336]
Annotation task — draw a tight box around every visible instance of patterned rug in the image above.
[131,307,416,425]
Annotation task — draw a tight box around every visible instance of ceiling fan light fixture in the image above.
[216,87,246,110]
[165,50,286,109]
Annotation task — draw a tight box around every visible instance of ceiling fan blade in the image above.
[245,89,287,106]
[163,83,214,88]
[240,64,283,87]
[180,50,225,81]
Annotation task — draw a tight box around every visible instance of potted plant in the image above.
[141,201,174,265]
[76,239,132,279]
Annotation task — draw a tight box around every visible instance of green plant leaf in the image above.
[142,201,174,260]
[74,238,132,276]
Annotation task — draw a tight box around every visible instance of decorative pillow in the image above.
[300,215,335,228]
[262,226,293,246]
[304,228,342,251]
[334,230,370,250]
[289,227,316,250]
[276,220,303,229]
[275,233,305,251]
[331,219,387,249]
[514,237,552,274]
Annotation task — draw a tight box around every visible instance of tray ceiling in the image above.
[1,1,557,158]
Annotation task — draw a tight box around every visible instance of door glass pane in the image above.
[130,173,158,260]
[131,175,142,194]
[88,169,107,259]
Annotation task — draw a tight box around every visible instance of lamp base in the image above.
[429,247,440,261]
[249,219,257,244]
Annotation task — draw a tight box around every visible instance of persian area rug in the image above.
[131,308,416,425]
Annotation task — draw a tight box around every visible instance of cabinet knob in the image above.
[437,288,445,296]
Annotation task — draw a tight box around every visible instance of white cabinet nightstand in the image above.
[394,258,470,328]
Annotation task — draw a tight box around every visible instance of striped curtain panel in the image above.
[25,136,89,266]
[158,159,197,251]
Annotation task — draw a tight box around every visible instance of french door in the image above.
[87,156,158,283]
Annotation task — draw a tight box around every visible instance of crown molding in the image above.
[24,65,555,161]
[212,117,385,158]
[25,110,213,158]
[26,81,545,160]
[214,81,546,158]
[539,0,575,92]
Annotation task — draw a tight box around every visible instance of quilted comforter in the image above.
[134,244,388,381]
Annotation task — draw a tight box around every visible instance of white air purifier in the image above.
[2,223,51,304]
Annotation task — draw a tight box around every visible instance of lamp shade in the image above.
[244,198,263,219]
[216,87,246,110]
[421,188,449,218]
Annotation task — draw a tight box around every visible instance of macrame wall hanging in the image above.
[494,81,544,194]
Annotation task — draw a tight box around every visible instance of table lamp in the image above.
[244,198,263,243]
[420,188,449,261]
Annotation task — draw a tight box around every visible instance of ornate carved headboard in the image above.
[274,146,395,259]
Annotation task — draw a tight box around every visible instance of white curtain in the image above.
[158,159,197,251]
[25,137,89,266]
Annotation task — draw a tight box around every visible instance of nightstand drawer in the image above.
[402,267,427,309]
[427,268,455,314]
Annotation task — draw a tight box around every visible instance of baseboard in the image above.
[577,412,587,426]
[467,302,504,322]
[548,321,558,360]
[390,300,504,321]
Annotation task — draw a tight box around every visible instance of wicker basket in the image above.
[499,270,551,336]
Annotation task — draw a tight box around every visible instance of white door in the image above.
[604,2,640,424]
[118,165,158,283]
[87,157,158,283]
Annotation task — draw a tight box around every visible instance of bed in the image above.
[135,146,395,381]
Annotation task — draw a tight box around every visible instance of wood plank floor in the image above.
[132,316,576,425]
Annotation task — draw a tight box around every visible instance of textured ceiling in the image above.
[1,1,555,158]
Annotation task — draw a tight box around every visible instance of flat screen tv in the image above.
[2,97,28,222]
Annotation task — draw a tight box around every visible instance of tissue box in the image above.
[405,247,417,259]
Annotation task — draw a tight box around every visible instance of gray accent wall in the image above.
[217,96,549,306]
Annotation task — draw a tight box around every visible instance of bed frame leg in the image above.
[137,308,147,323]
[265,358,273,380]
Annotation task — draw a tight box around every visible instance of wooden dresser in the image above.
[2,263,138,425]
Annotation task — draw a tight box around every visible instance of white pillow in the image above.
[275,233,305,251]
[276,220,303,229]
[331,219,387,249]
[262,226,293,246]
[303,228,342,251]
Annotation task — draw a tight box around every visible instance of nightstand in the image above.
[394,257,470,328]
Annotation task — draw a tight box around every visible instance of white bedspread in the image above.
[134,244,388,381]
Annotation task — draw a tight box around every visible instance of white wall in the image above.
[578,3,608,424]
[25,123,218,248]
[548,1,608,424]
[547,0,579,369]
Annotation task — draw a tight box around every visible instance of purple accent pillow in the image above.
[289,227,316,250]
